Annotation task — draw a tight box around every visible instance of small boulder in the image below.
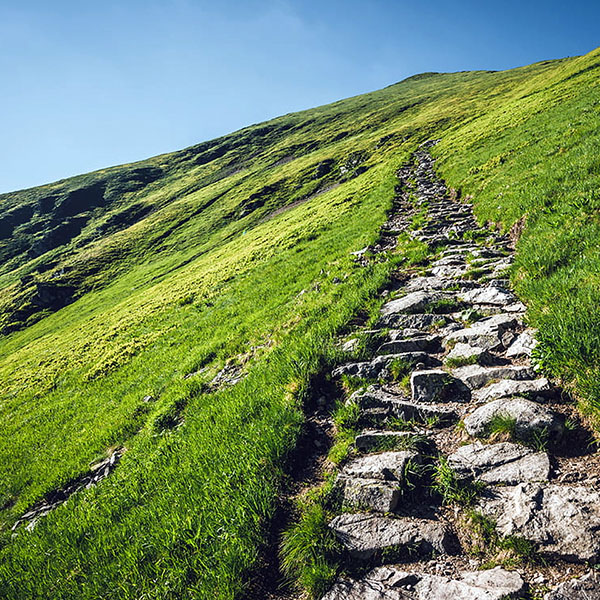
[478,483,600,562]
[445,343,493,366]
[506,330,537,358]
[411,369,471,403]
[473,378,552,403]
[460,286,517,306]
[463,397,564,440]
[328,513,455,560]
[452,364,536,390]
[322,566,525,600]
[448,442,550,485]
[381,291,448,316]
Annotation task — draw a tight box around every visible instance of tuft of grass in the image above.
[280,500,340,598]
[432,456,485,506]
[445,354,480,368]
[461,510,542,568]
[486,414,518,439]
[388,358,413,382]
[424,298,461,314]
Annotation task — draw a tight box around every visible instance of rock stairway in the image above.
[320,142,600,599]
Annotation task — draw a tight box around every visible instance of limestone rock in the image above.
[473,378,552,403]
[463,397,563,439]
[506,330,537,358]
[342,450,418,481]
[322,566,525,600]
[448,442,550,485]
[381,291,448,316]
[545,572,600,599]
[478,483,600,562]
[377,313,446,330]
[377,335,441,355]
[445,343,492,366]
[459,286,517,306]
[337,477,401,512]
[452,364,536,390]
[332,352,441,380]
[328,513,454,560]
[411,369,471,403]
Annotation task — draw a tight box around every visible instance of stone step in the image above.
[451,364,536,390]
[328,513,456,560]
[322,566,526,600]
[472,377,553,403]
[448,441,550,485]
[332,352,442,380]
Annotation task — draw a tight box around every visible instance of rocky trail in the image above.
[284,142,600,600]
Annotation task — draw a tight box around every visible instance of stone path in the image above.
[320,141,600,599]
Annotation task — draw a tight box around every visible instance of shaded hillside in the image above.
[0,46,598,600]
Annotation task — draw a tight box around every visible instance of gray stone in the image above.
[337,477,401,512]
[460,286,517,306]
[381,292,448,316]
[473,378,552,403]
[463,397,563,439]
[452,364,536,390]
[506,331,537,358]
[411,369,471,403]
[404,276,473,292]
[377,313,447,330]
[448,442,550,485]
[322,566,525,600]
[332,352,441,380]
[341,450,418,481]
[341,338,360,353]
[445,343,492,366]
[478,483,600,562]
[377,335,441,355]
[445,327,503,351]
[545,572,600,599]
[328,513,454,560]
[430,265,467,278]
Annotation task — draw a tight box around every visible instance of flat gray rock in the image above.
[411,369,471,403]
[478,483,600,562]
[473,378,552,403]
[337,477,401,512]
[342,450,418,481]
[463,397,563,439]
[506,330,537,358]
[333,352,441,380]
[381,291,447,316]
[377,313,447,330]
[445,327,503,351]
[448,442,550,485]
[322,566,525,600]
[452,364,536,390]
[445,342,492,366]
[545,572,600,599]
[349,387,458,425]
[377,335,441,355]
[328,513,454,560]
[460,286,517,306]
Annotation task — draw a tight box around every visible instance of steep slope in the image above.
[0,47,598,599]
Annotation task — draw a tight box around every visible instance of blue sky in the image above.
[0,0,598,193]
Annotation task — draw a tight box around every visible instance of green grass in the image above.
[0,45,599,599]
[432,456,485,506]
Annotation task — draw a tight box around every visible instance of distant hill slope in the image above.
[0,46,598,600]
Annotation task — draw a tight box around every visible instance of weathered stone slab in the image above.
[506,330,537,358]
[337,477,401,512]
[411,369,471,403]
[473,378,552,403]
[545,572,600,599]
[381,291,448,316]
[445,342,493,366]
[460,286,517,306]
[448,442,550,485]
[332,352,441,380]
[328,513,454,560]
[322,566,525,600]
[377,313,447,330]
[478,483,600,562]
[463,397,564,439]
[452,364,536,390]
[342,450,418,481]
[377,335,441,355]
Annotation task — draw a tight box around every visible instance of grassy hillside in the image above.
[0,46,598,599]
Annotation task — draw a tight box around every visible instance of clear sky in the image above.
[0,0,598,193]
